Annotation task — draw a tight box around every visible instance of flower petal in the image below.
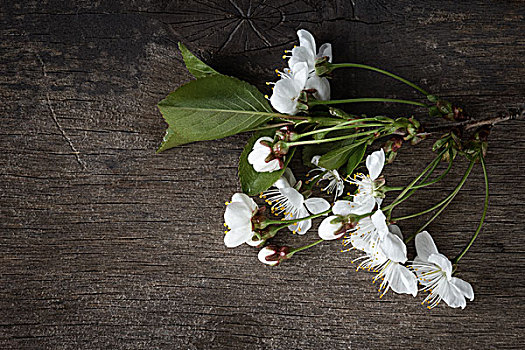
[451,277,474,301]
[310,155,321,166]
[297,29,316,58]
[371,210,389,239]
[366,149,385,180]
[380,232,408,263]
[304,197,330,214]
[231,193,258,213]
[279,187,304,209]
[351,195,376,215]
[305,75,330,101]
[317,43,332,62]
[224,202,252,229]
[270,78,300,115]
[318,215,343,240]
[258,247,278,266]
[224,226,252,248]
[388,224,403,240]
[428,253,453,279]
[389,263,418,296]
[246,234,264,247]
[414,231,439,262]
[441,282,467,309]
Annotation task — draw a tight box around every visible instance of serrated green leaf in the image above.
[178,42,219,79]
[239,129,295,196]
[346,143,367,176]
[157,75,276,151]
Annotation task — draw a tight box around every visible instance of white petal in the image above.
[224,227,253,248]
[251,157,282,173]
[389,263,418,296]
[332,200,354,216]
[351,195,376,215]
[366,149,385,180]
[317,43,332,62]
[258,247,278,266]
[282,168,297,187]
[289,46,314,71]
[428,253,453,279]
[441,282,467,309]
[224,202,252,229]
[310,155,321,166]
[295,218,312,235]
[246,234,264,247]
[304,197,330,214]
[451,277,474,301]
[414,231,439,262]
[231,193,258,212]
[318,216,343,240]
[350,234,372,253]
[388,224,403,240]
[380,232,408,263]
[270,78,300,115]
[297,29,316,57]
[279,187,304,209]
[252,136,273,150]
[371,210,389,239]
[305,75,330,101]
[291,62,309,89]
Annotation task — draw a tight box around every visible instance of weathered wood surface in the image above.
[1,1,524,349]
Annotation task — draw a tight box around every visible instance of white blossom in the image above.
[411,231,474,309]
[261,169,330,234]
[223,193,262,248]
[346,149,386,213]
[308,155,345,199]
[352,225,418,297]
[247,136,282,173]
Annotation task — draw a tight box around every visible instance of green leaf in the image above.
[346,143,367,176]
[157,75,276,151]
[317,141,358,170]
[239,129,296,196]
[178,42,219,79]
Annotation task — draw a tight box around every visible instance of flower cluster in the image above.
[158,29,502,310]
[227,147,475,309]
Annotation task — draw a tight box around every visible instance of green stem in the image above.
[287,239,325,257]
[385,157,454,192]
[287,129,381,147]
[383,149,447,213]
[262,208,331,226]
[403,160,476,243]
[453,157,489,263]
[310,97,429,108]
[329,63,430,96]
[297,119,389,139]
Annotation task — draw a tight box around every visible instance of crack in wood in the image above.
[37,54,87,171]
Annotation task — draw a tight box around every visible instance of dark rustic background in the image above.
[1,1,524,349]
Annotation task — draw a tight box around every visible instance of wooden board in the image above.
[1,1,524,348]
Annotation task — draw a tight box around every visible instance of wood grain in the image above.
[1,0,524,349]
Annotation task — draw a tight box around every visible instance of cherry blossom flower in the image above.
[261,169,330,234]
[247,136,283,173]
[353,225,418,297]
[258,245,290,266]
[269,62,308,115]
[346,149,386,213]
[411,231,474,309]
[223,193,263,248]
[308,155,345,199]
[317,198,368,240]
[287,29,332,74]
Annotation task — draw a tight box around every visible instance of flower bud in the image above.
[314,56,332,76]
[258,245,290,266]
[272,141,289,156]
